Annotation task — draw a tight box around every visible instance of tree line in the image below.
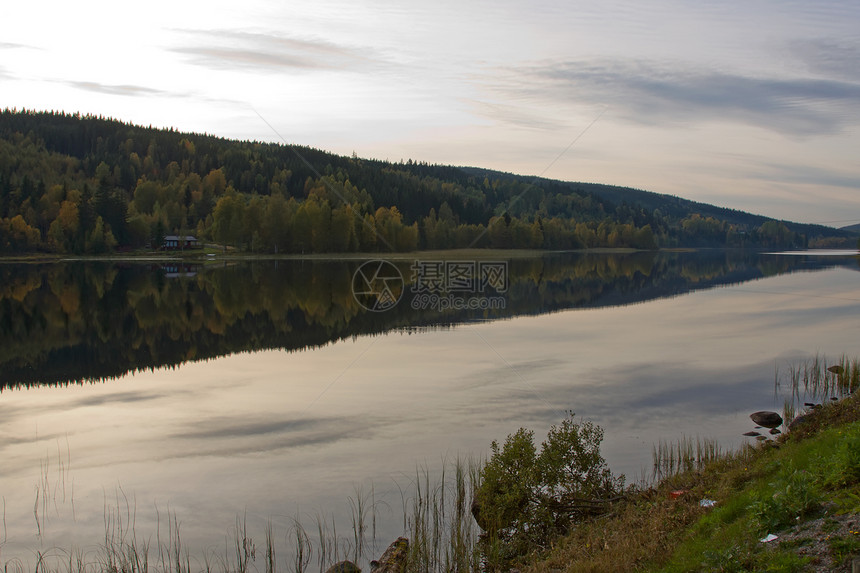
[1,109,850,255]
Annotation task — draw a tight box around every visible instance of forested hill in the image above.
[0,109,855,255]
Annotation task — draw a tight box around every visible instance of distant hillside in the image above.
[462,166,852,243]
[1,109,854,255]
[840,223,860,234]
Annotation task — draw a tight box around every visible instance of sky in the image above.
[1,0,859,226]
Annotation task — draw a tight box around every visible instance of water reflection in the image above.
[0,251,858,567]
[1,250,856,388]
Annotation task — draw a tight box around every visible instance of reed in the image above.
[781,353,860,405]
[264,520,275,573]
[652,435,723,482]
[99,488,150,573]
[230,515,254,573]
[403,458,481,572]
[287,517,312,573]
[783,399,797,431]
[31,440,74,540]
[347,484,379,565]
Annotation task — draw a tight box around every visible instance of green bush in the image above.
[474,413,624,564]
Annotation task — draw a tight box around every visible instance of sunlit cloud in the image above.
[0,41,32,50]
[172,29,383,73]
[65,81,167,97]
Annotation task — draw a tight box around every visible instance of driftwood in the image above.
[472,492,625,531]
[540,493,626,516]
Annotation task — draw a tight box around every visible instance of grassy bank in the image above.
[520,390,860,572]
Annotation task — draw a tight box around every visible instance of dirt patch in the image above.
[767,511,860,572]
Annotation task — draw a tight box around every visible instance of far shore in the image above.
[0,246,644,263]
[5,245,849,264]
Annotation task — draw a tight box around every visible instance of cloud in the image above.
[172,29,381,73]
[465,99,569,131]
[487,58,860,136]
[0,430,67,449]
[743,160,860,191]
[172,416,326,440]
[65,81,166,97]
[146,413,382,461]
[70,390,161,408]
[0,42,31,49]
[789,38,860,82]
[528,359,781,430]
[0,42,25,81]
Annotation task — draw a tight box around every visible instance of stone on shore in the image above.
[788,414,811,431]
[325,561,361,573]
[371,537,408,573]
[750,411,783,429]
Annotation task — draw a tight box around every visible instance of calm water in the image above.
[0,250,858,567]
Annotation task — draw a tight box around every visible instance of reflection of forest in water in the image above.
[1,251,856,388]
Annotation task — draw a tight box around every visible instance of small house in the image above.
[162,235,199,250]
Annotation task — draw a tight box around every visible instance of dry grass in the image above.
[522,495,709,572]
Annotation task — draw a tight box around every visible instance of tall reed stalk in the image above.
[652,436,723,482]
[778,353,860,414]
[404,458,481,572]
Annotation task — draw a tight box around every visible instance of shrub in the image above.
[474,413,624,564]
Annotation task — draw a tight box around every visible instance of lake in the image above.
[0,250,858,569]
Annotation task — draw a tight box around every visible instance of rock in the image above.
[371,537,408,573]
[788,414,810,431]
[743,431,762,437]
[326,561,361,573]
[769,428,781,435]
[750,411,782,429]
[827,365,845,375]
[471,495,488,531]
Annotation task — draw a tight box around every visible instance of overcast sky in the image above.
[2,0,859,225]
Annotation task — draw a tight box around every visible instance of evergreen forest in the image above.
[1,109,855,255]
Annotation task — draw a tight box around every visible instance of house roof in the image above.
[163,235,198,241]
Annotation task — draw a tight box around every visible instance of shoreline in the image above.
[4,245,856,265]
